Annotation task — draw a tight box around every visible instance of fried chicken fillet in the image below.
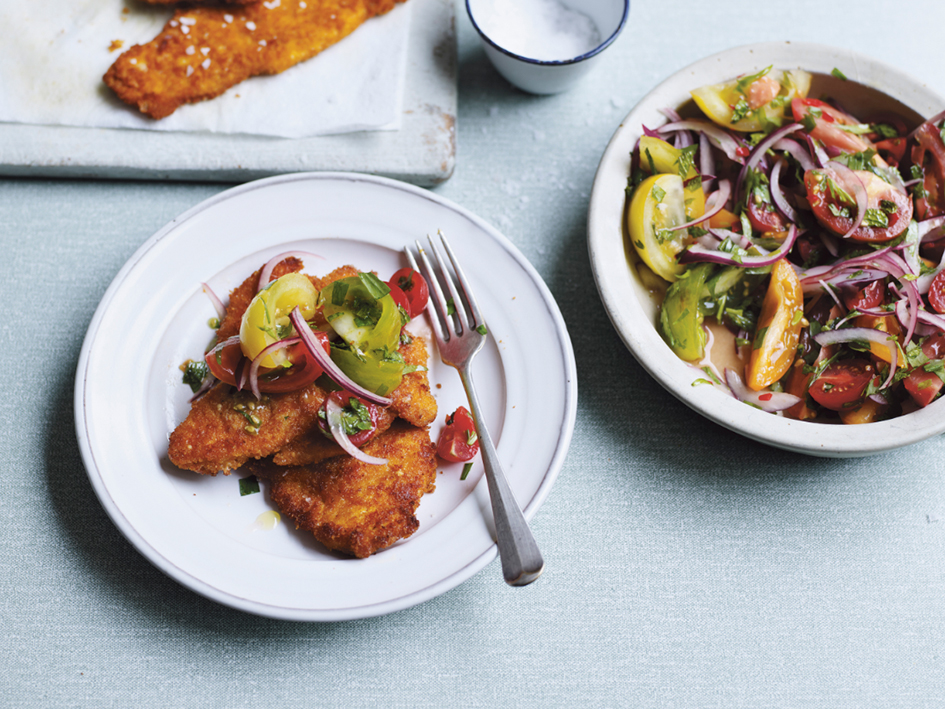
[167,259,436,477]
[105,0,407,119]
[263,421,437,558]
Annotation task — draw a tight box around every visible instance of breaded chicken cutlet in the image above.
[105,0,407,119]
[260,421,437,558]
[167,255,439,558]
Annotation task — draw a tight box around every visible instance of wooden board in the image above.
[0,0,456,186]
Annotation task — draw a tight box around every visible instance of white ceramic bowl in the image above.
[466,0,629,95]
[588,42,945,457]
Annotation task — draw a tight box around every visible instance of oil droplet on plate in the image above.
[250,510,281,531]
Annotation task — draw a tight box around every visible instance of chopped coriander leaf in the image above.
[476,324,488,336]
[651,183,666,203]
[239,476,260,496]
[831,67,848,81]
[735,65,772,94]
[182,360,209,393]
[731,97,751,124]
[862,208,889,228]
[460,462,473,481]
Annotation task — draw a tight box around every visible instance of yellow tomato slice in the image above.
[627,173,688,282]
[691,68,812,133]
[747,258,804,391]
[638,136,706,220]
[240,272,318,368]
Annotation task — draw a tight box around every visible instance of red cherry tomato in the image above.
[317,390,379,447]
[792,98,874,155]
[256,336,330,394]
[874,137,907,167]
[912,122,945,220]
[842,279,885,312]
[387,268,429,320]
[921,332,945,360]
[929,271,945,314]
[205,338,243,386]
[803,168,912,243]
[747,194,787,233]
[436,406,479,463]
[904,369,944,408]
[808,359,874,411]
[388,283,410,318]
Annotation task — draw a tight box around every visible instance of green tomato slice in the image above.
[240,272,318,368]
[320,273,402,356]
[330,345,404,397]
[660,263,712,361]
[628,173,689,282]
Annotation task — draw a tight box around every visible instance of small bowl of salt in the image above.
[466,0,629,95]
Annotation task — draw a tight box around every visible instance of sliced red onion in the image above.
[804,134,831,168]
[324,396,387,466]
[257,251,324,292]
[699,132,715,193]
[680,224,798,267]
[735,123,805,202]
[201,283,226,321]
[815,230,840,258]
[823,161,868,239]
[724,368,801,412]
[907,109,945,140]
[658,120,744,164]
[659,107,683,123]
[916,308,945,332]
[917,215,945,242]
[247,336,300,400]
[669,180,731,232]
[289,307,392,406]
[813,327,898,390]
[771,137,816,172]
[769,157,799,224]
[188,373,217,402]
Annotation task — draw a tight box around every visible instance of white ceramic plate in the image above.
[588,42,945,457]
[75,173,577,620]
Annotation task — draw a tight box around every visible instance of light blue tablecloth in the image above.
[4,1,945,706]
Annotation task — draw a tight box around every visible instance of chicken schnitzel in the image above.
[105,0,407,119]
[264,421,437,558]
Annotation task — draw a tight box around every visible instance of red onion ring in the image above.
[324,396,388,466]
[680,224,798,268]
[771,137,816,172]
[257,251,324,292]
[823,161,868,239]
[669,180,731,232]
[813,327,899,390]
[288,307,392,406]
[735,123,805,203]
[723,369,801,412]
[201,283,226,321]
[699,132,715,194]
[658,120,745,164]
[247,336,300,400]
[769,157,799,224]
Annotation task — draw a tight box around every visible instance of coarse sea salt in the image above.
[470,0,601,62]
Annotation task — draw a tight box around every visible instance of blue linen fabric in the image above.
[3,1,945,707]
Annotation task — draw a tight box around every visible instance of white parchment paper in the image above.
[0,0,410,137]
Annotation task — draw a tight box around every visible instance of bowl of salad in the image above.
[587,42,945,456]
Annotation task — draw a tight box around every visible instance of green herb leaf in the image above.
[239,476,260,496]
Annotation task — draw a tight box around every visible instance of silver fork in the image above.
[406,232,544,587]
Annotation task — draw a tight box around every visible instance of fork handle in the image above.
[459,366,545,586]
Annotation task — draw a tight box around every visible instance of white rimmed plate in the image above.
[588,42,945,457]
[75,172,577,620]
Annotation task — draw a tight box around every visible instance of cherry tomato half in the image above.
[808,359,874,411]
[842,279,885,312]
[792,98,874,155]
[205,338,243,386]
[436,406,479,463]
[904,369,943,409]
[804,168,912,243]
[317,390,380,447]
[388,283,411,319]
[911,122,945,221]
[256,336,330,394]
[929,270,945,314]
[387,268,430,320]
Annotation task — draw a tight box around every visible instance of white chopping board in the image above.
[0,0,456,186]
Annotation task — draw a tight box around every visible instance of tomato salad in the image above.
[183,252,433,464]
[627,66,945,422]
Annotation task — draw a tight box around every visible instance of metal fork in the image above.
[406,232,544,587]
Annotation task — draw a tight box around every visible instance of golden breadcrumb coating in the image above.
[105,0,406,119]
[266,421,437,558]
